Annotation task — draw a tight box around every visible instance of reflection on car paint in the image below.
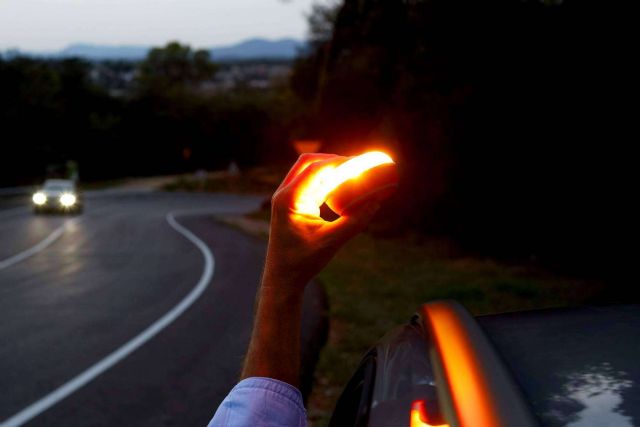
[547,363,633,427]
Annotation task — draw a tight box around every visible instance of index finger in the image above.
[277,153,340,191]
[287,156,347,216]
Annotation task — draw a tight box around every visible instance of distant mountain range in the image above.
[7,38,306,61]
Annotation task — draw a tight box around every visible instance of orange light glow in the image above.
[292,139,322,154]
[294,151,394,216]
[410,400,449,427]
[423,303,498,427]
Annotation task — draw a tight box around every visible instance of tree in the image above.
[288,1,342,139]
[307,1,341,46]
[136,41,217,95]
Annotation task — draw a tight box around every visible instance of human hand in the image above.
[262,153,382,293]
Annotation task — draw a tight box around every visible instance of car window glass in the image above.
[44,184,73,192]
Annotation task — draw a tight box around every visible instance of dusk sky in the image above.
[0,0,319,52]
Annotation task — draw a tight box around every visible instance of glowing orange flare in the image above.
[410,400,449,427]
[294,151,394,216]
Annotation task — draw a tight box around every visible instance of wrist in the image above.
[261,255,310,297]
[259,272,306,302]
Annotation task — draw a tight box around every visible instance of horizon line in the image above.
[1,36,306,55]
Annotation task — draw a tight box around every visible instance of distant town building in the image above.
[88,60,292,96]
[88,62,137,97]
[204,61,292,93]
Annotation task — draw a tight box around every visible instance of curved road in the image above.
[0,191,326,426]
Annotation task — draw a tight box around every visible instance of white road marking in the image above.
[0,212,215,427]
[0,220,77,271]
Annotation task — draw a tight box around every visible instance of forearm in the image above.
[241,269,305,387]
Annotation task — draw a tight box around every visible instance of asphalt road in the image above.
[0,191,327,427]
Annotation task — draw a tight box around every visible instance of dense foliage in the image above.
[0,57,117,183]
[0,43,293,184]
[289,0,625,279]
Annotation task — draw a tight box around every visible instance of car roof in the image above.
[477,305,640,426]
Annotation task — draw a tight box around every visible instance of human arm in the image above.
[209,154,380,427]
[241,153,381,385]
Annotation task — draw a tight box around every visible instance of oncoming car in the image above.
[329,301,640,427]
[32,179,83,214]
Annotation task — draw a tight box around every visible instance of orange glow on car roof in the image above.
[423,303,499,427]
[410,400,449,427]
[294,151,394,216]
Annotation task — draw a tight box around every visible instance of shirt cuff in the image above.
[208,377,307,427]
[233,377,305,411]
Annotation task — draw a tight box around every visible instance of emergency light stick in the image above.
[294,151,399,217]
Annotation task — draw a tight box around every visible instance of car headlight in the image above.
[33,192,47,205]
[59,193,77,207]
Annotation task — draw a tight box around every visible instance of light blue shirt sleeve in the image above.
[208,377,308,427]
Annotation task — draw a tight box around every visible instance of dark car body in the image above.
[330,302,640,427]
